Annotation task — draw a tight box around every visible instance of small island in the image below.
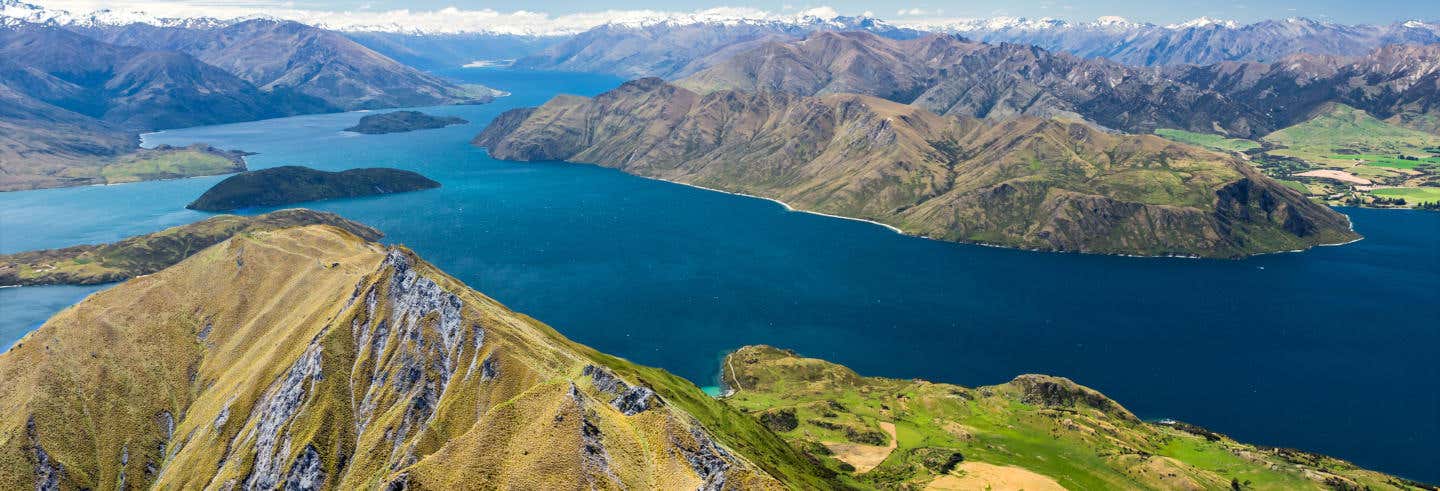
[187,166,440,211]
[344,111,469,134]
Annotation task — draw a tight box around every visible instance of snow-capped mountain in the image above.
[6,0,1438,68]
[0,0,237,29]
[2,1,908,37]
[903,15,1440,65]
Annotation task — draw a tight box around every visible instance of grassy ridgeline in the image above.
[0,209,381,286]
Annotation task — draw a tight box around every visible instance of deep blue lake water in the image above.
[1,68,1437,481]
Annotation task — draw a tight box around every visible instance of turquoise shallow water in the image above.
[1,68,1438,481]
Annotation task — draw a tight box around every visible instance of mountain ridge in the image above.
[0,224,824,489]
[69,18,496,110]
[0,16,495,191]
[677,30,1440,138]
[476,78,1359,257]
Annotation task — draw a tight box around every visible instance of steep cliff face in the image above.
[476,79,1358,257]
[0,225,825,490]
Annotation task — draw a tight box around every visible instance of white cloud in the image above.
[13,1,873,35]
[896,8,927,16]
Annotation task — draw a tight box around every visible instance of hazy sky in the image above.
[25,0,1440,31]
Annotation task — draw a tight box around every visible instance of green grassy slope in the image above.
[96,145,247,184]
[721,346,1429,491]
[1242,104,1440,208]
[0,143,249,192]
[1262,104,1440,167]
[1155,129,1261,153]
[1372,187,1440,204]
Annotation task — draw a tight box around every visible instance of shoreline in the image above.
[557,165,1367,260]
[634,175,906,234]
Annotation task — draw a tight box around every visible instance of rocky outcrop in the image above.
[282,445,324,491]
[584,365,663,416]
[477,79,1360,257]
[24,417,63,491]
[233,343,325,490]
[1009,374,1138,421]
[569,384,622,488]
[673,427,735,491]
[349,249,469,464]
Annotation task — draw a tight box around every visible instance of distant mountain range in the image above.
[521,16,1440,77]
[912,16,1440,67]
[12,0,1435,72]
[0,22,326,129]
[0,0,496,191]
[677,31,1440,138]
[69,19,496,110]
[512,16,922,78]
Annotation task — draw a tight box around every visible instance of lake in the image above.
[1,68,1437,481]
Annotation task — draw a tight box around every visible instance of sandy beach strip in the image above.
[641,176,907,234]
